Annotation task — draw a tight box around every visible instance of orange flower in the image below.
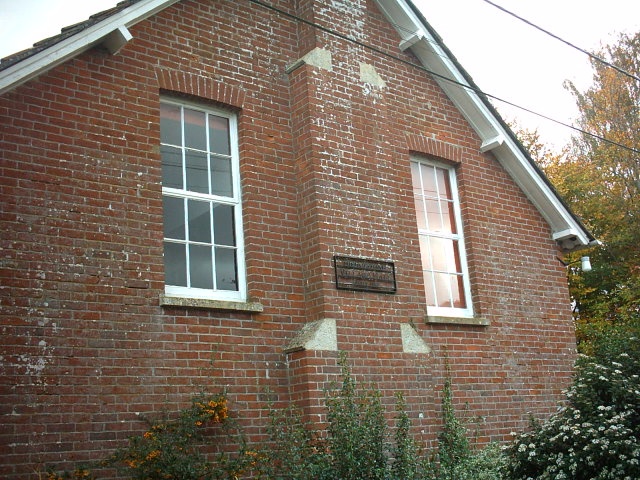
[145,450,161,461]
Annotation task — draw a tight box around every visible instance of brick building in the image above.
[0,0,595,476]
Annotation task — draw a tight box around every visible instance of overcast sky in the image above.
[1,0,638,148]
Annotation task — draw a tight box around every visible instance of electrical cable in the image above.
[247,0,640,156]
[481,0,640,83]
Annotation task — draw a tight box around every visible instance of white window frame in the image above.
[411,157,473,318]
[161,97,246,302]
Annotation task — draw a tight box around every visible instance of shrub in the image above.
[390,392,432,480]
[324,354,389,479]
[45,354,508,479]
[252,402,330,479]
[434,359,505,480]
[43,467,94,480]
[504,325,640,479]
[256,353,504,480]
[107,392,253,480]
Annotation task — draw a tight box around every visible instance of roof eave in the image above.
[374,0,595,251]
[0,0,180,96]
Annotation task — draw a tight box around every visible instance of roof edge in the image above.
[374,0,595,251]
[0,0,180,96]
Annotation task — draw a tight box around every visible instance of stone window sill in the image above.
[160,294,264,313]
[426,315,489,326]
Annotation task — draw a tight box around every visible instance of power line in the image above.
[481,0,640,83]
[247,0,640,156]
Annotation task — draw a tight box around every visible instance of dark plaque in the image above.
[333,255,397,294]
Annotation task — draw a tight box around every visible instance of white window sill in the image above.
[160,294,263,312]
[425,315,490,326]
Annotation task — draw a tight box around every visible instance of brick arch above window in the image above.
[405,134,463,164]
[155,68,246,109]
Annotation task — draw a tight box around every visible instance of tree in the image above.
[536,32,640,344]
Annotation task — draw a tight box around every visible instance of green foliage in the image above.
[323,352,389,479]
[437,366,470,478]
[255,354,504,480]
[433,359,505,480]
[538,32,640,337]
[252,402,330,480]
[45,356,508,480]
[504,324,640,479]
[390,392,431,480]
[106,392,253,480]
[44,467,95,480]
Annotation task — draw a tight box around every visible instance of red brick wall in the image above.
[0,0,575,477]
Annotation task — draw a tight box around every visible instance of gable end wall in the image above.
[0,0,575,477]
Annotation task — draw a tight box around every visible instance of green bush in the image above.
[504,324,640,479]
[390,392,432,480]
[433,360,505,480]
[324,355,388,479]
[252,401,330,479]
[255,354,504,480]
[107,392,254,480]
[45,355,507,479]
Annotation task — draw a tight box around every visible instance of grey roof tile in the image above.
[0,0,142,71]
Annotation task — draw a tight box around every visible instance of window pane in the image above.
[423,272,436,306]
[211,156,233,197]
[429,237,449,272]
[441,200,457,234]
[452,241,463,273]
[425,198,441,231]
[164,242,187,286]
[160,103,181,146]
[215,247,238,291]
[451,275,466,308]
[184,108,206,150]
[189,244,213,289]
[213,204,235,246]
[420,163,437,196]
[163,196,185,240]
[188,199,211,243]
[414,196,426,230]
[419,236,432,270]
[411,162,422,191]
[185,150,208,194]
[435,167,452,199]
[433,272,452,308]
[209,115,230,155]
[161,145,183,189]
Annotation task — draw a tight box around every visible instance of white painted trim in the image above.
[103,26,133,55]
[411,157,475,319]
[0,0,593,249]
[399,33,423,52]
[373,0,592,249]
[480,135,504,153]
[0,0,180,95]
[161,97,247,302]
